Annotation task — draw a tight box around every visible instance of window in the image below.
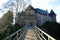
[30,15,34,17]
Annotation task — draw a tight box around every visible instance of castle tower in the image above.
[46,10,49,16]
[50,10,56,22]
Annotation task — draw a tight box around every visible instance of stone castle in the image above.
[17,5,56,26]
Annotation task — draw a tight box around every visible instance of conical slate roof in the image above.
[50,10,56,15]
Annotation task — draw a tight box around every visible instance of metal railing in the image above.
[3,26,26,40]
[34,26,56,40]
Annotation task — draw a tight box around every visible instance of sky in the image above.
[0,0,60,23]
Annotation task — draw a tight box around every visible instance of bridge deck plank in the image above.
[20,26,37,40]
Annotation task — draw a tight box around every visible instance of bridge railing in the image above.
[3,26,26,40]
[34,26,56,40]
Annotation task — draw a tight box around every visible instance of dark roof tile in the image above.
[35,8,46,15]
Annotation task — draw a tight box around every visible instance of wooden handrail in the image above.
[3,26,26,40]
[3,25,56,40]
[35,26,56,40]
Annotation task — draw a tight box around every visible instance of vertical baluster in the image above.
[9,37,12,40]
[17,32,18,40]
[48,37,49,40]
[41,31,46,40]
[48,37,51,40]
[38,30,42,40]
[41,32,43,40]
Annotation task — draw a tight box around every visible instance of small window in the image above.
[30,15,34,17]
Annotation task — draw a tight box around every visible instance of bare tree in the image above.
[1,0,31,24]
[14,0,31,23]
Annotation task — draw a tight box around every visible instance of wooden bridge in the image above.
[3,25,56,40]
